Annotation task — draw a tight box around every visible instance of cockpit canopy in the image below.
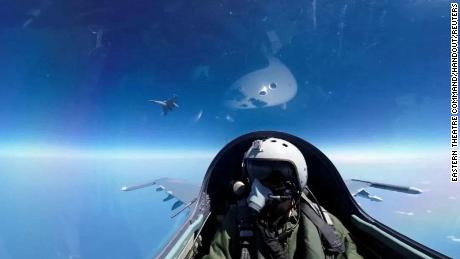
[201,131,359,226]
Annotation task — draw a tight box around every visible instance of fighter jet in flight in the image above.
[121,131,447,259]
[149,94,179,115]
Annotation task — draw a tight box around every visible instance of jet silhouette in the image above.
[149,95,179,115]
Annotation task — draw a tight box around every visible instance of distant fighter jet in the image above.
[149,95,179,115]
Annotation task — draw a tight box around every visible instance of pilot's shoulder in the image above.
[303,197,349,234]
[326,212,350,235]
[215,205,239,231]
[300,197,350,236]
[327,212,363,259]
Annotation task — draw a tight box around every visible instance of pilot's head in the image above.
[242,137,308,216]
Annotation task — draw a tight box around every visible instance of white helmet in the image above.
[243,137,308,190]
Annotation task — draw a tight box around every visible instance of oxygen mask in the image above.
[245,159,299,216]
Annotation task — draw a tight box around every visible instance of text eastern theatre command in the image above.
[452,3,458,182]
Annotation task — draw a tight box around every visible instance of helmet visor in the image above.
[245,159,298,189]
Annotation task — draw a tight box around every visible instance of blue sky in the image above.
[0,0,449,153]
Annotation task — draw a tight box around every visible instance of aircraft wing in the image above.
[148,100,170,115]
[149,100,166,106]
[121,178,200,215]
[345,179,422,202]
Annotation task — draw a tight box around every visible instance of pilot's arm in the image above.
[202,206,239,259]
[329,214,363,259]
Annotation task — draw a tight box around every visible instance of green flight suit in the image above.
[203,205,363,259]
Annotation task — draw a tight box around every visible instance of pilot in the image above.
[202,137,363,259]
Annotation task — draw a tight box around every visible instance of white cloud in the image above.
[194,110,203,122]
[226,114,234,122]
[281,103,287,110]
[448,196,457,200]
[447,235,460,243]
[395,211,414,216]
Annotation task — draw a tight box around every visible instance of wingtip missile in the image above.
[408,187,423,194]
[351,179,423,195]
